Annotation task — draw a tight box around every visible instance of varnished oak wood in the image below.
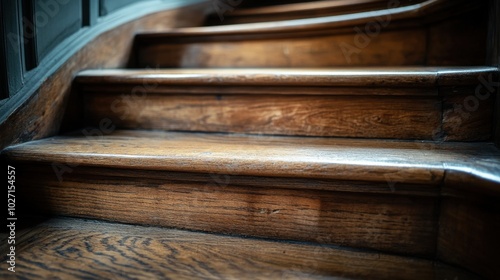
[0,218,479,280]
[2,130,500,257]
[84,94,441,139]
[76,67,496,141]
[0,2,209,151]
[135,0,488,68]
[11,164,440,256]
[4,129,500,186]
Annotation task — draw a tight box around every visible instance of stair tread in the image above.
[78,67,495,141]
[3,129,500,187]
[77,67,496,89]
[0,217,476,280]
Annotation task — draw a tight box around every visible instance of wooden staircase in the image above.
[0,217,481,279]
[76,67,495,140]
[1,0,499,279]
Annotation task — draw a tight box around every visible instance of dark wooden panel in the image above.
[84,93,441,139]
[438,191,500,280]
[33,0,82,62]
[13,164,439,256]
[0,217,478,280]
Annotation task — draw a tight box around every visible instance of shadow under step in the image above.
[2,129,500,259]
[0,217,480,280]
[77,67,497,141]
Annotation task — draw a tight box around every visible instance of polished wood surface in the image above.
[2,130,500,256]
[78,67,496,88]
[0,3,209,151]
[0,0,497,278]
[4,129,500,186]
[77,67,496,141]
[136,0,487,68]
[205,0,426,25]
[138,30,429,67]
[11,164,439,256]
[0,217,478,280]
[84,94,441,139]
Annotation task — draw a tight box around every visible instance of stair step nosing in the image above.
[76,67,498,88]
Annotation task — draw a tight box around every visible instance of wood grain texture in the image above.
[438,192,500,280]
[137,29,428,68]
[0,3,209,151]
[0,218,479,280]
[0,130,467,183]
[3,130,500,187]
[2,130,500,264]
[136,0,488,68]
[84,94,440,140]
[77,67,496,141]
[11,164,439,256]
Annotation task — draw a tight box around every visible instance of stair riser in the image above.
[84,93,442,139]
[16,164,439,257]
[137,29,428,68]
